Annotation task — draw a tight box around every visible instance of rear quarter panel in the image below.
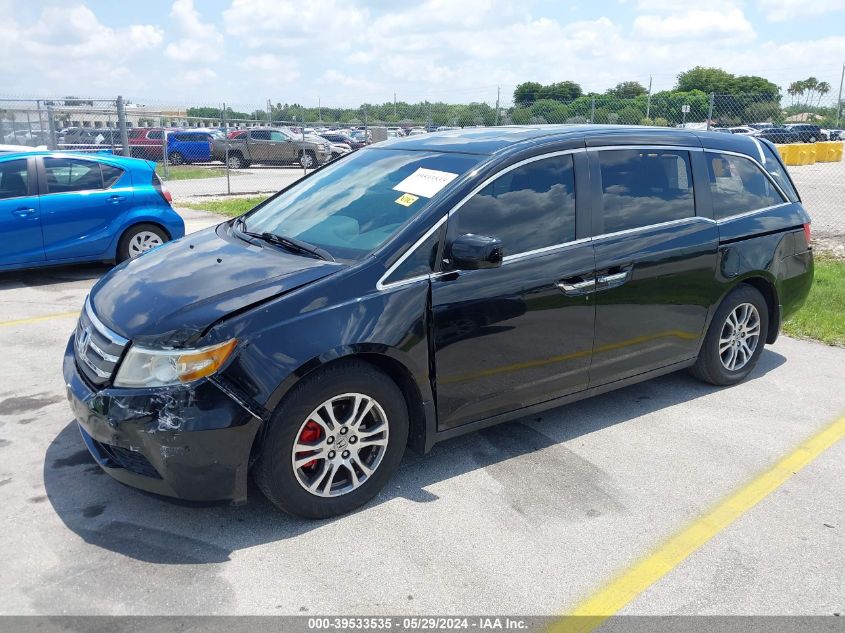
[715,203,813,330]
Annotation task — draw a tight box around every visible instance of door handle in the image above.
[597,271,629,285]
[556,277,596,295]
[108,195,125,204]
[11,207,36,218]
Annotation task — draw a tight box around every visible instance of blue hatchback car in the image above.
[167,131,213,165]
[0,151,185,271]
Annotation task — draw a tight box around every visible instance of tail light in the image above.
[152,172,173,205]
[803,222,811,247]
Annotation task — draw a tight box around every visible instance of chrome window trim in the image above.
[591,216,716,242]
[376,148,584,291]
[714,202,792,224]
[376,214,448,291]
[588,144,703,153]
[502,237,592,263]
[85,296,129,346]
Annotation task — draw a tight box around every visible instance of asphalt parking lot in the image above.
[1,208,844,618]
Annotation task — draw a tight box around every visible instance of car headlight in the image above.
[113,339,238,388]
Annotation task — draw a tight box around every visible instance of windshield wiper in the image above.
[233,218,334,261]
[258,232,335,261]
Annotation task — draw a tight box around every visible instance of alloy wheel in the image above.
[127,231,164,257]
[291,393,389,498]
[719,302,761,371]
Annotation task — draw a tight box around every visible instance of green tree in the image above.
[676,66,735,94]
[538,80,583,102]
[529,99,571,123]
[616,105,646,124]
[787,81,804,106]
[816,81,831,106]
[607,81,647,99]
[731,75,780,98]
[513,82,543,106]
[743,102,781,123]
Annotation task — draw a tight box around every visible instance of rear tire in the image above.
[117,223,169,262]
[227,153,245,169]
[254,360,408,519]
[689,284,769,386]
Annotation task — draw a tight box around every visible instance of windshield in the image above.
[241,148,483,261]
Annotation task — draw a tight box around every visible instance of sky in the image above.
[1,0,844,109]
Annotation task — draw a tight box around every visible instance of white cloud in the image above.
[757,0,845,21]
[165,0,224,61]
[0,4,163,93]
[223,0,367,50]
[633,7,754,40]
[1,0,843,108]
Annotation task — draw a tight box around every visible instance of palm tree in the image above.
[816,81,831,107]
[803,77,819,107]
[787,81,804,106]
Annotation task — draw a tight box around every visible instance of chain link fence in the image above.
[1,93,843,248]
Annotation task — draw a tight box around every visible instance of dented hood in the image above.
[89,223,343,347]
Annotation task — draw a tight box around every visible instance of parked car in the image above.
[167,131,213,165]
[786,124,827,143]
[729,126,756,135]
[325,141,352,160]
[827,129,845,141]
[349,129,371,144]
[0,151,184,270]
[62,126,813,519]
[211,127,331,169]
[128,127,167,161]
[755,127,801,144]
[320,132,366,150]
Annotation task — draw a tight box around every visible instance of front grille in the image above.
[74,300,128,387]
[95,439,162,479]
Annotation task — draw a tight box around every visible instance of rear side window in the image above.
[758,142,799,202]
[101,165,124,188]
[454,154,576,255]
[44,158,103,193]
[598,149,694,233]
[147,130,163,140]
[705,152,785,220]
[250,130,271,141]
[0,160,29,199]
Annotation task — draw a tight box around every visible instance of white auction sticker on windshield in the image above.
[393,168,459,199]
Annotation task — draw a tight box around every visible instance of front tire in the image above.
[168,151,184,165]
[299,150,317,169]
[690,285,769,386]
[254,360,409,519]
[117,223,168,262]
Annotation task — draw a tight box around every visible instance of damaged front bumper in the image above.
[63,338,263,504]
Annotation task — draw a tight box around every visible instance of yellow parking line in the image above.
[550,413,845,633]
[0,311,78,328]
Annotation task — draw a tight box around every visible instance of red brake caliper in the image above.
[297,420,323,469]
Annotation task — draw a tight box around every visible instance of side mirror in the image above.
[449,234,503,270]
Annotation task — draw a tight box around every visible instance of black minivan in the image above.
[64,126,813,518]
